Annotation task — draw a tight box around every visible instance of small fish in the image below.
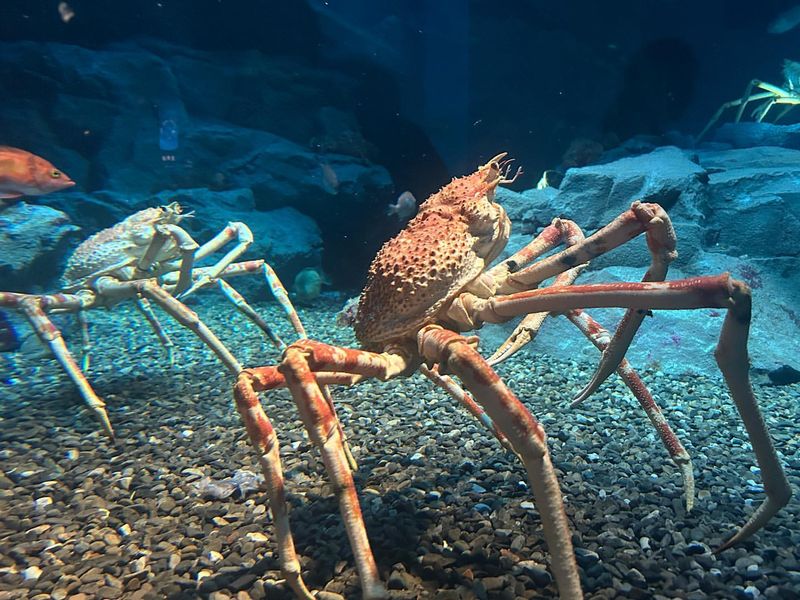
[58,2,75,23]
[535,170,564,190]
[292,267,330,304]
[768,5,800,34]
[386,190,417,220]
[320,162,339,195]
[0,146,75,201]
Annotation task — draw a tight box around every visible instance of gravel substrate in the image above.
[1,293,798,600]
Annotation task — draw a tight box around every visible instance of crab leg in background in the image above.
[0,291,114,439]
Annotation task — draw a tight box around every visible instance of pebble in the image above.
[33,497,52,511]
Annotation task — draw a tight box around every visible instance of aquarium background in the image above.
[1,1,799,599]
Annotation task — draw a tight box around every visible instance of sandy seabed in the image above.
[1,295,798,599]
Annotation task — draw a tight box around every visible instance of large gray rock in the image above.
[0,202,80,292]
[710,121,800,150]
[696,146,800,259]
[555,146,708,228]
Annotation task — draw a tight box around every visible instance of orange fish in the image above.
[0,146,75,201]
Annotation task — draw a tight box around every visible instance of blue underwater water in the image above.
[0,2,799,599]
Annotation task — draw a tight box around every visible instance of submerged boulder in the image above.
[0,202,80,292]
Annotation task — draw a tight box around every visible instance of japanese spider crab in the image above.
[233,154,790,599]
[0,202,305,439]
[697,58,800,141]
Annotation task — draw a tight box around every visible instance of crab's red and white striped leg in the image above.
[234,366,315,599]
[566,308,695,510]
[0,292,115,439]
[279,347,388,600]
[494,202,677,404]
[485,218,587,365]
[417,325,582,600]
[134,297,176,366]
[419,364,518,457]
[235,342,415,600]
[466,274,792,548]
[486,217,586,291]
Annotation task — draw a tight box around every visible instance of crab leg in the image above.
[697,87,775,141]
[163,259,307,339]
[495,202,676,406]
[566,308,695,510]
[279,347,387,599]
[136,224,200,295]
[417,325,582,599]
[76,310,92,371]
[234,367,315,600]
[0,293,115,439]
[134,297,176,365]
[419,364,518,456]
[464,274,791,547]
[177,222,255,298]
[487,218,586,364]
[95,278,243,375]
[486,217,586,289]
[216,279,285,350]
[235,342,415,599]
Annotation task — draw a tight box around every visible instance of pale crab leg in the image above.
[1,293,115,439]
[134,224,200,296]
[216,279,286,350]
[753,95,800,122]
[419,364,518,456]
[134,297,176,366]
[697,89,774,141]
[155,224,201,295]
[566,308,695,510]
[164,260,307,339]
[177,222,255,299]
[76,310,92,371]
[734,81,787,122]
[95,278,243,375]
[417,325,582,600]
[464,274,792,548]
